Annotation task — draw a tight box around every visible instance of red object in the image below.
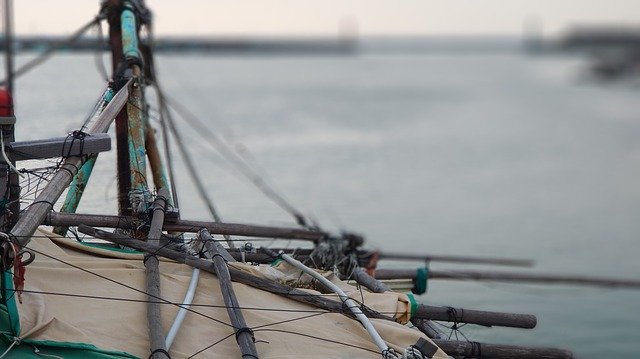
[0,88,14,118]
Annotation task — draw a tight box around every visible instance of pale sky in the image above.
[11,1,640,37]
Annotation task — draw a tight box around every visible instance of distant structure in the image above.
[558,25,640,79]
[0,35,358,55]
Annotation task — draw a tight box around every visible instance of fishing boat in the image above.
[0,1,638,358]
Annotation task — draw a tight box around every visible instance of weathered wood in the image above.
[144,120,171,204]
[106,0,132,217]
[411,319,445,340]
[7,133,111,161]
[198,229,258,358]
[415,304,536,329]
[46,212,326,240]
[352,268,391,293]
[9,82,130,248]
[374,268,640,289]
[433,339,573,359]
[145,188,169,358]
[78,224,351,315]
[377,251,534,267]
[199,229,235,263]
[77,225,539,330]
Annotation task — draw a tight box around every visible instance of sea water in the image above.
[8,39,640,358]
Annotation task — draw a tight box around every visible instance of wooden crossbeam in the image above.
[8,133,111,161]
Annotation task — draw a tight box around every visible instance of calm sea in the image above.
[9,39,640,358]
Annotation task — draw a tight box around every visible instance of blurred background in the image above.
[4,1,640,358]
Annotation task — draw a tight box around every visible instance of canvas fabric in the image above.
[6,229,448,358]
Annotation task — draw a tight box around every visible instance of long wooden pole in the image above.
[3,0,13,94]
[46,212,325,240]
[106,0,132,215]
[8,82,129,249]
[377,251,533,267]
[374,268,640,289]
[198,229,258,358]
[350,268,445,339]
[432,339,573,359]
[145,188,169,358]
[76,225,538,329]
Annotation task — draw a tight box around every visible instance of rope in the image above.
[149,349,171,359]
[0,131,22,177]
[0,16,104,85]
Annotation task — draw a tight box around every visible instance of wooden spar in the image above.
[145,188,169,358]
[77,225,538,329]
[378,252,534,267]
[3,0,13,95]
[126,63,150,207]
[200,229,235,263]
[197,229,259,358]
[7,133,111,161]
[161,96,234,248]
[432,339,573,359]
[54,89,115,236]
[415,304,536,329]
[219,248,533,268]
[106,0,132,216]
[144,120,172,205]
[46,212,326,240]
[352,268,392,293]
[8,81,130,248]
[374,268,640,289]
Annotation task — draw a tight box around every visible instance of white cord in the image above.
[278,251,396,358]
[165,268,201,349]
[0,131,24,178]
[0,337,19,358]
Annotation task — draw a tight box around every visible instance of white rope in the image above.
[0,337,19,358]
[277,251,397,358]
[165,267,201,349]
[0,131,23,178]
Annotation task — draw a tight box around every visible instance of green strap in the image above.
[406,293,419,318]
[411,266,428,295]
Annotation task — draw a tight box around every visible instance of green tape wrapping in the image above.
[411,266,429,295]
[407,293,419,318]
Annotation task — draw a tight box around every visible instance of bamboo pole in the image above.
[145,188,169,358]
[46,212,325,240]
[197,229,258,358]
[374,268,640,289]
[432,339,573,359]
[76,225,538,329]
[377,252,533,267]
[8,82,130,249]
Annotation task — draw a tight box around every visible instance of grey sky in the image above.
[12,1,640,37]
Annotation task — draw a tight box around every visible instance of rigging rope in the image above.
[162,94,312,229]
[0,15,104,86]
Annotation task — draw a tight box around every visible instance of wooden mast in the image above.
[106,0,133,216]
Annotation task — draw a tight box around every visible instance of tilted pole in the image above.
[3,0,13,95]
[145,188,169,358]
[8,81,129,248]
[198,229,258,358]
[46,211,326,240]
[54,88,115,236]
